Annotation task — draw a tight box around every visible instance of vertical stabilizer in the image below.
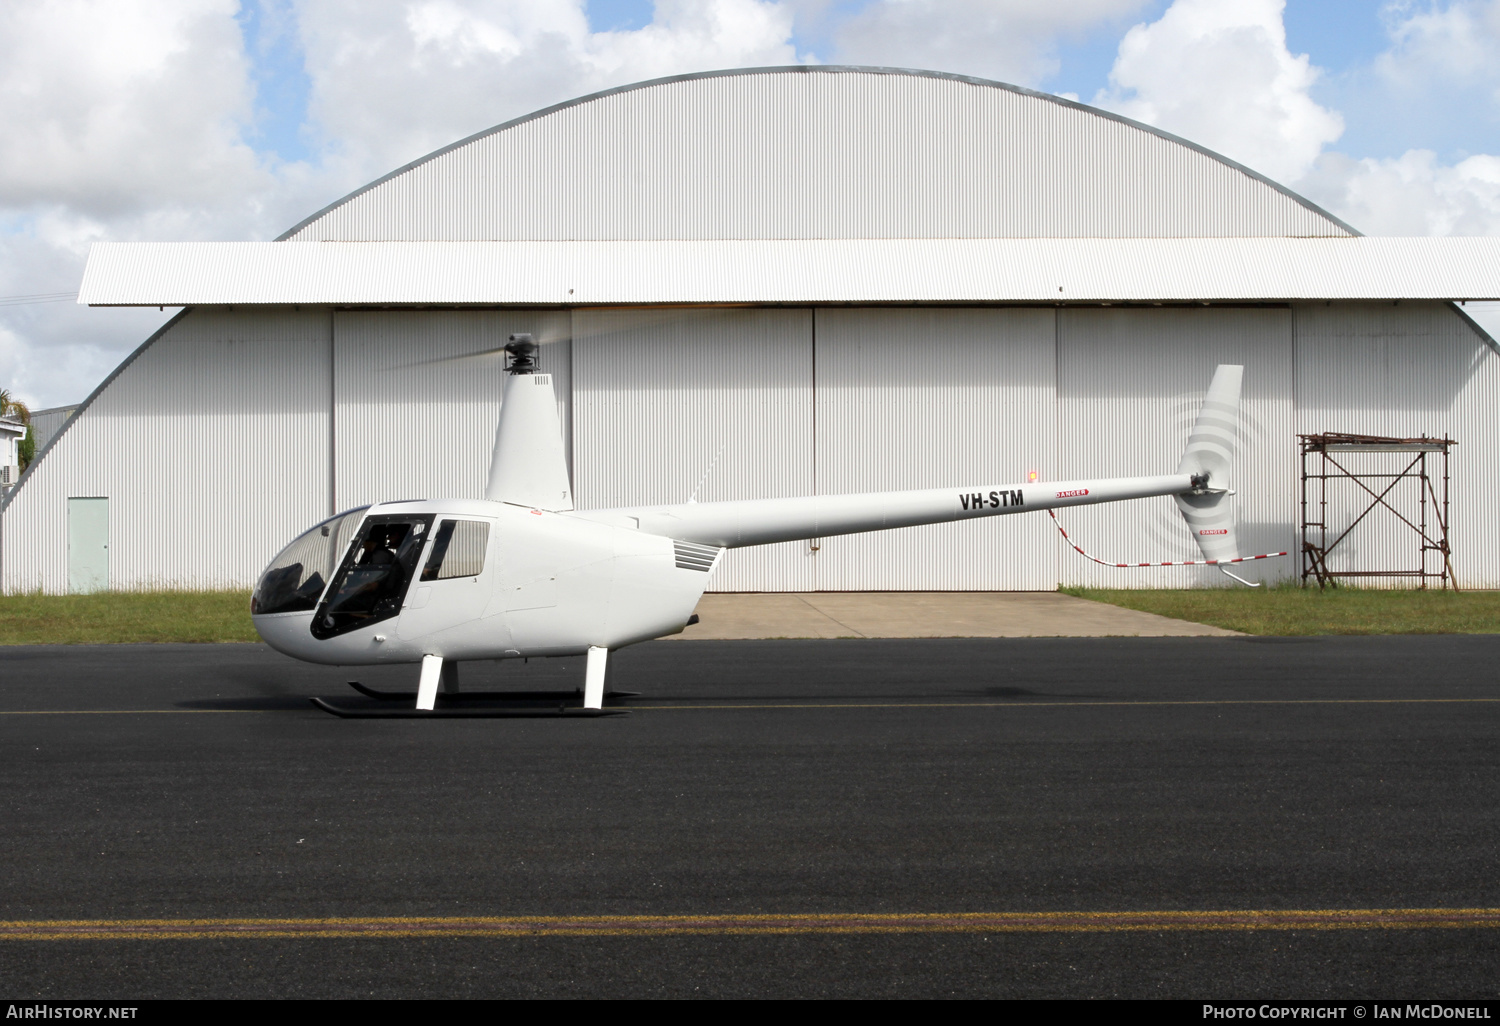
[1175,365,1241,563]
[486,370,573,511]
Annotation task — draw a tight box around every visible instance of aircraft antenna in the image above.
[688,443,727,504]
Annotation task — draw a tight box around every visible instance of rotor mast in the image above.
[484,332,573,511]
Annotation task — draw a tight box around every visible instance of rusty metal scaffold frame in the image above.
[1299,432,1456,590]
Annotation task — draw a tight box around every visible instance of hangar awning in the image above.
[78,237,1500,306]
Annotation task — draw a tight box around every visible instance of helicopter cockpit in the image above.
[309,513,433,639]
[250,506,368,617]
[252,507,439,640]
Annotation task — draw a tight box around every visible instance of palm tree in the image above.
[0,388,29,424]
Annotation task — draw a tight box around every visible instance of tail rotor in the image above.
[1175,365,1253,583]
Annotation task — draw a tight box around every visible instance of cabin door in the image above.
[398,517,493,641]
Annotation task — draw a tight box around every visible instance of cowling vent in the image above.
[673,540,721,572]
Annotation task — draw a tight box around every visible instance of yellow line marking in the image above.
[1,698,1499,715]
[3,909,1499,940]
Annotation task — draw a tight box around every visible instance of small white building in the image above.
[0,417,24,494]
[5,67,1500,594]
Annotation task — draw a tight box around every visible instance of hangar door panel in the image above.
[1057,308,1295,588]
[333,311,571,510]
[814,308,1057,590]
[1294,302,1500,588]
[572,308,815,592]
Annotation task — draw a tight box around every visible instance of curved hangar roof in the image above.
[81,66,1500,305]
[281,65,1354,242]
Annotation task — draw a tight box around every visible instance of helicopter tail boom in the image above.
[593,364,1252,565]
[603,473,1196,550]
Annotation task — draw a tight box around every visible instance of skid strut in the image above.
[584,647,608,711]
[344,681,641,701]
[311,651,637,717]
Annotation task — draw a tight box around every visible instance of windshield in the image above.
[310,514,434,639]
[252,507,369,616]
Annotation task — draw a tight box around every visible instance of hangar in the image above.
[6,65,1500,594]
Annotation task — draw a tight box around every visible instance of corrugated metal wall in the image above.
[1294,302,1499,588]
[5,303,1495,595]
[813,308,1057,590]
[0,308,332,592]
[571,307,816,591]
[1056,307,1298,588]
[331,310,571,510]
[289,70,1347,243]
[29,407,77,452]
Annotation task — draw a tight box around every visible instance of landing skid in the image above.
[345,680,642,701]
[310,697,627,719]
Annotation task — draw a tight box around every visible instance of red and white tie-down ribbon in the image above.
[1047,509,1287,585]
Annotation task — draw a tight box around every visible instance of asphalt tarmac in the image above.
[2,636,1500,999]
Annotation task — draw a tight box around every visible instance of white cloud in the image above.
[1299,149,1500,236]
[295,0,801,181]
[1093,0,1343,184]
[1289,2,1500,237]
[1376,0,1500,94]
[0,0,804,407]
[0,0,266,218]
[0,0,274,408]
[824,0,1147,86]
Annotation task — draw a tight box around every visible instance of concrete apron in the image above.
[666,592,1238,640]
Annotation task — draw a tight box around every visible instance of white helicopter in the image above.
[251,334,1259,716]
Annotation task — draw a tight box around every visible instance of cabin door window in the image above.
[310,514,433,639]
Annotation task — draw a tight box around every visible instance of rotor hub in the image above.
[505,334,538,375]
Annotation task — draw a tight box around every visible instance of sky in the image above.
[4,0,1500,409]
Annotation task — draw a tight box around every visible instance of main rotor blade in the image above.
[381,308,729,371]
[390,344,510,370]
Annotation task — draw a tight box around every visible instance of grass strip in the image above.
[3,586,1498,644]
[0,590,256,644]
[1064,584,1500,636]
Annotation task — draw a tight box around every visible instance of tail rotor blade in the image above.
[1175,364,1243,566]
